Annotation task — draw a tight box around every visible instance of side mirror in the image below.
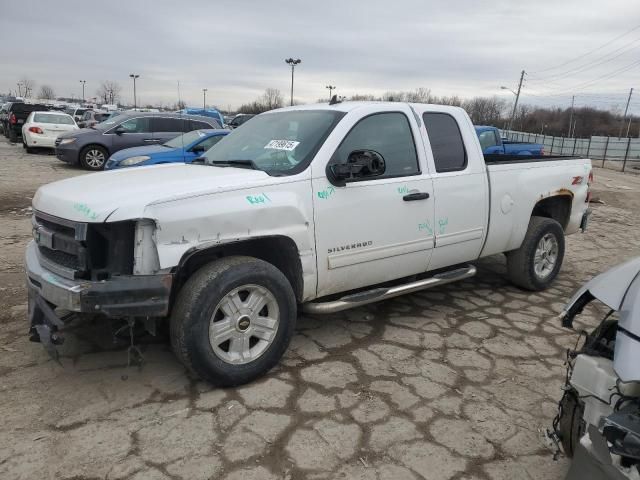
[327,149,386,186]
[114,126,126,135]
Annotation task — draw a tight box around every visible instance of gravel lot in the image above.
[1,138,639,480]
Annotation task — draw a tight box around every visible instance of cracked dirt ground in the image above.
[1,139,640,480]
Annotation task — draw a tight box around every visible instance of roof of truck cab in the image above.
[271,101,465,114]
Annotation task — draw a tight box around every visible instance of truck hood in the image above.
[33,163,271,222]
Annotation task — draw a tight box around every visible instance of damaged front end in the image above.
[552,257,640,479]
[26,211,173,361]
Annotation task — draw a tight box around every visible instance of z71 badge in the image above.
[328,241,372,254]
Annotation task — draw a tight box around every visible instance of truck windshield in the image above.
[204,110,345,175]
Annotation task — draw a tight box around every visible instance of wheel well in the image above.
[80,144,110,156]
[175,236,304,302]
[531,194,572,230]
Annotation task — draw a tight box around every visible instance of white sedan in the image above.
[22,111,78,152]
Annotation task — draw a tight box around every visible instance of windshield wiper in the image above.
[208,159,260,170]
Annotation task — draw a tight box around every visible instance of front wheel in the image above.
[79,145,108,170]
[506,216,565,291]
[170,256,297,387]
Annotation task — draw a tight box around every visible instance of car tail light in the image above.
[586,169,593,203]
[9,113,16,124]
[540,147,545,156]
[588,170,594,185]
[28,126,43,134]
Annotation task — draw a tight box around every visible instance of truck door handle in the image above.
[403,192,430,201]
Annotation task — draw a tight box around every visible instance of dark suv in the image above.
[3,102,49,142]
[55,112,221,170]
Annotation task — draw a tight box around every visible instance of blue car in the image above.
[105,129,229,169]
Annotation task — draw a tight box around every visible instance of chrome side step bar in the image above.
[303,265,476,314]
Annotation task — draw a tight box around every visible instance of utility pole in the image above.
[567,95,575,137]
[202,88,207,109]
[507,70,525,131]
[285,58,301,106]
[326,85,336,101]
[79,80,86,103]
[619,87,633,138]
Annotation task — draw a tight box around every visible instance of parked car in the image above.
[475,126,545,155]
[178,108,225,128]
[65,107,89,123]
[105,129,229,169]
[0,103,10,134]
[22,111,78,152]
[227,113,255,129]
[554,258,640,479]
[3,103,50,142]
[27,102,592,386]
[54,112,221,170]
[77,110,112,129]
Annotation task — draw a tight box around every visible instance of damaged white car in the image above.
[553,257,640,480]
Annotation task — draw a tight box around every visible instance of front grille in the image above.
[39,246,81,270]
[33,211,135,281]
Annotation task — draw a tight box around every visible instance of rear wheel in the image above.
[80,145,108,170]
[506,216,565,291]
[170,256,296,386]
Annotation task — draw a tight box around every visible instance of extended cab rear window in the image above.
[423,113,467,173]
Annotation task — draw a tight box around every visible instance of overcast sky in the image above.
[1,0,639,113]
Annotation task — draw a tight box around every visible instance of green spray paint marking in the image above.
[246,193,272,205]
[317,186,335,200]
[73,203,98,220]
[397,185,409,195]
[438,217,449,234]
[418,221,433,235]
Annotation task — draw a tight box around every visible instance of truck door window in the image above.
[335,112,419,178]
[423,113,467,173]
[478,130,498,150]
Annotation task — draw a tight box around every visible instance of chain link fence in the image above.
[501,130,640,173]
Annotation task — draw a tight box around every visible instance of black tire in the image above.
[8,129,17,143]
[79,145,108,170]
[506,216,565,291]
[170,256,297,387]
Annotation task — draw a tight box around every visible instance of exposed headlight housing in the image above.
[58,138,76,145]
[120,155,151,166]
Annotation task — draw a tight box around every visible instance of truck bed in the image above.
[484,154,581,165]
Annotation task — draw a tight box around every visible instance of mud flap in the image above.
[28,289,65,364]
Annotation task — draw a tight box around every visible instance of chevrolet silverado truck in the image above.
[476,125,544,155]
[26,102,592,386]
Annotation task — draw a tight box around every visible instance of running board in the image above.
[303,265,476,314]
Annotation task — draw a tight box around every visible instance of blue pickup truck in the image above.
[475,126,544,156]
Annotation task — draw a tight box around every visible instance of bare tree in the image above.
[261,88,283,110]
[96,81,122,105]
[405,87,432,103]
[19,76,36,97]
[39,85,56,100]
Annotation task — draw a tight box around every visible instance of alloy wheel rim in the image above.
[534,233,558,279]
[208,284,280,365]
[86,150,105,168]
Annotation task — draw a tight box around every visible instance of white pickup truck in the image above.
[26,102,592,386]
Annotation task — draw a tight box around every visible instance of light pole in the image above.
[285,58,301,106]
[203,88,208,109]
[326,85,336,101]
[79,80,86,103]
[129,74,140,109]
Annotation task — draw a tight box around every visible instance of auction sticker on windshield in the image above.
[264,140,300,151]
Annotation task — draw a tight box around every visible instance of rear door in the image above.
[417,108,489,270]
[151,117,184,143]
[312,105,435,297]
[110,116,153,152]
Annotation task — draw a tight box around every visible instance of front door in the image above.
[110,116,153,152]
[313,107,435,297]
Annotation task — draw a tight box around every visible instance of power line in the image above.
[527,36,640,82]
[529,23,640,74]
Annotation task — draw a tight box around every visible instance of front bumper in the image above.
[54,144,80,164]
[26,241,173,317]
